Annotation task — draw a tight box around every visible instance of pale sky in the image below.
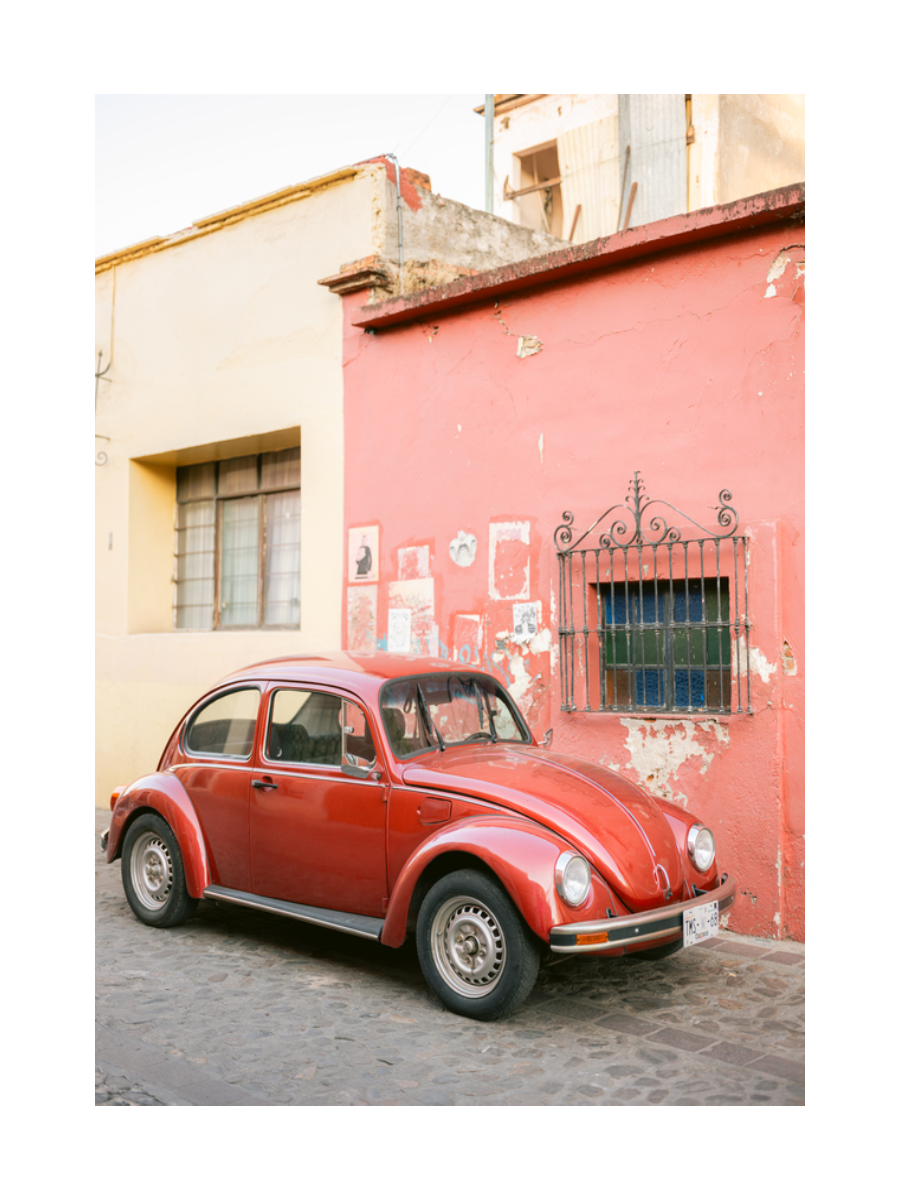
[96,94,487,258]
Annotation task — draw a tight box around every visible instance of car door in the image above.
[249,685,387,917]
[175,685,262,892]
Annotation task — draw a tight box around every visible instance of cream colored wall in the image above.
[715,94,805,204]
[95,166,384,806]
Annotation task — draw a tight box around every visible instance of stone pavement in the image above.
[95,810,804,1106]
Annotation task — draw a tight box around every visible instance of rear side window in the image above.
[185,688,260,758]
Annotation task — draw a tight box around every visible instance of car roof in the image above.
[214,651,486,701]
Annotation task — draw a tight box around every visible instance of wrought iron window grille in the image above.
[554,472,751,715]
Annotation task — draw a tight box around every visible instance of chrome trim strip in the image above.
[170,761,252,773]
[170,761,384,786]
[549,874,736,954]
[255,766,383,786]
[202,885,385,941]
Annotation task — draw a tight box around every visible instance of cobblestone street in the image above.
[96,811,804,1106]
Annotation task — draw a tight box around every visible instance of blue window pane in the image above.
[674,670,705,706]
[672,580,704,623]
[634,670,663,706]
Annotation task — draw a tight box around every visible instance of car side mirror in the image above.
[341,760,381,781]
[540,728,553,748]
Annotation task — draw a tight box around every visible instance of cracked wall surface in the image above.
[342,212,804,941]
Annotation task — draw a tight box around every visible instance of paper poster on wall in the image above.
[388,578,438,656]
[347,585,377,652]
[387,608,412,653]
[348,526,378,582]
[511,602,538,645]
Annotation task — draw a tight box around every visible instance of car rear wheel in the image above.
[417,870,540,1021]
[121,813,198,928]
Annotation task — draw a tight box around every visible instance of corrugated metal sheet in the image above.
[618,94,687,227]
[558,116,620,240]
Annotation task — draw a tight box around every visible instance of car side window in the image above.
[185,688,261,758]
[266,690,377,770]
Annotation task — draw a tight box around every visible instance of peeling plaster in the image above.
[493,302,542,359]
[620,719,730,806]
[488,521,530,600]
[749,645,777,683]
[781,639,797,675]
[764,245,805,300]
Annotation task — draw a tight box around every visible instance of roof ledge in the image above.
[352,183,805,331]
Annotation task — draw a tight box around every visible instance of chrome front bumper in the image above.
[100,828,109,853]
[549,873,736,954]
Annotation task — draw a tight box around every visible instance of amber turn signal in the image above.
[575,931,609,946]
[110,786,125,811]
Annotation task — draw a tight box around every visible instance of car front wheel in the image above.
[121,813,198,928]
[417,870,540,1021]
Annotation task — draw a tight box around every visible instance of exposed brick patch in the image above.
[356,156,428,211]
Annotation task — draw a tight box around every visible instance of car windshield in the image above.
[380,673,530,757]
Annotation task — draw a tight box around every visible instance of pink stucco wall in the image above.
[340,193,804,941]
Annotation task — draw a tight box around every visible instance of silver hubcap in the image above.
[130,832,173,910]
[431,895,506,997]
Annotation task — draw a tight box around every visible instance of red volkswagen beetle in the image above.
[101,653,735,1021]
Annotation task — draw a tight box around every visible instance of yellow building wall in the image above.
[95,166,385,807]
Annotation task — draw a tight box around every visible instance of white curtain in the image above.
[264,489,301,626]
[221,496,260,626]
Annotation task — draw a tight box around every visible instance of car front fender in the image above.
[105,772,210,898]
[381,815,619,948]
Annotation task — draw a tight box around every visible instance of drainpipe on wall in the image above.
[484,94,494,213]
[384,152,404,294]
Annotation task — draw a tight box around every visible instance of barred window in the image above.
[174,448,300,630]
[555,473,751,715]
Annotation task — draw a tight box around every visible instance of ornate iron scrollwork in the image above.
[553,472,738,552]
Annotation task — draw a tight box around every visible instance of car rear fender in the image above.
[381,815,618,948]
[105,772,210,898]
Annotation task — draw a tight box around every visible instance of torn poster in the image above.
[387,608,412,653]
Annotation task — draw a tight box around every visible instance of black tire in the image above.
[416,869,540,1021]
[121,813,198,928]
[630,937,684,961]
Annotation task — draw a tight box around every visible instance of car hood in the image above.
[401,746,684,911]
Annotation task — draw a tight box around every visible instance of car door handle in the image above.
[252,778,278,790]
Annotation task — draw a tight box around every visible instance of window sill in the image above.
[563,709,751,721]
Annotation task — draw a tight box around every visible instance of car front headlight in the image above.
[555,852,592,907]
[687,825,716,872]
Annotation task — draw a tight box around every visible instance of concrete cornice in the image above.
[352,183,805,331]
[95,165,365,274]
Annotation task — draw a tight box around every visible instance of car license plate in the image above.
[683,900,719,947]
